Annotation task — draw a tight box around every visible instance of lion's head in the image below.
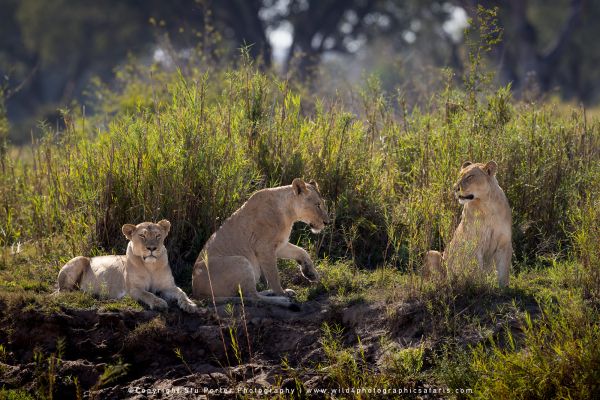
[122,220,171,263]
[453,161,498,205]
[292,178,330,233]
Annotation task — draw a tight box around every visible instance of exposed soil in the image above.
[0,292,532,399]
[0,295,404,399]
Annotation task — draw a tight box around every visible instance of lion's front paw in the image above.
[284,288,297,297]
[301,262,320,282]
[179,299,198,313]
[305,269,320,282]
[150,298,169,311]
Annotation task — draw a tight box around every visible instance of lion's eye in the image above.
[156,235,161,239]
[139,235,145,239]
[316,203,321,209]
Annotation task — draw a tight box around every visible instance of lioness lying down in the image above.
[57,220,197,313]
[192,178,329,306]
[425,161,512,287]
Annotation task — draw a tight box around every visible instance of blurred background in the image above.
[0,0,597,144]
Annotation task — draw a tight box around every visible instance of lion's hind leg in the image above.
[57,256,91,292]
[193,255,292,307]
[193,255,258,298]
[422,250,446,280]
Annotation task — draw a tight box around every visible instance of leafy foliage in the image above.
[0,30,599,399]
[1,53,599,274]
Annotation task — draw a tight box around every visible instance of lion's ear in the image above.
[461,161,472,169]
[308,179,319,191]
[157,219,171,235]
[292,178,306,195]
[122,224,136,240]
[484,161,498,176]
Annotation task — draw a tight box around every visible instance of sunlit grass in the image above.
[0,50,598,399]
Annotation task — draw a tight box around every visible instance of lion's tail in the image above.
[57,256,90,292]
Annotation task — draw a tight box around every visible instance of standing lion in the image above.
[192,178,329,306]
[425,161,512,287]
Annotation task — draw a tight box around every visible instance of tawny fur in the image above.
[57,220,197,313]
[192,178,329,306]
[424,161,512,287]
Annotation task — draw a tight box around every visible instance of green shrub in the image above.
[2,56,599,276]
[470,296,600,399]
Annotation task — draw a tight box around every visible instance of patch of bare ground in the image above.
[0,290,539,399]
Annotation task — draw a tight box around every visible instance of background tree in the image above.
[1,0,599,143]
[458,0,598,101]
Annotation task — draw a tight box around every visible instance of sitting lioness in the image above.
[425,161,512,287]
[192,178,329,306]
[57,220,197,313]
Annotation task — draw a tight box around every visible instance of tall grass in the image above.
[1,52,598,275]
[470,296,600,399]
